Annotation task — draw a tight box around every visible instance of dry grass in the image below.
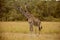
[0,22,60,34]
[0,22,60,40]
[0,33,60,40]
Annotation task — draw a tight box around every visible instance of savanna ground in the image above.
[0,22,60,40]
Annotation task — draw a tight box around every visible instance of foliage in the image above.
[0,0,60,21]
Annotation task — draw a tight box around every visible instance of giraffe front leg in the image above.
[29,23,33,33]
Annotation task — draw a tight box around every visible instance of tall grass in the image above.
[0,22,60,34]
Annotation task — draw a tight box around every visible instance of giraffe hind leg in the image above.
[38,24,42,34]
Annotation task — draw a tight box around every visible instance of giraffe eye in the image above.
[25,11,26,12]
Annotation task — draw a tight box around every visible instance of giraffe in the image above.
[24,3,42,33]
[14,2,42,34]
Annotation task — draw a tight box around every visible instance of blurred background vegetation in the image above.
[0,0,60,21]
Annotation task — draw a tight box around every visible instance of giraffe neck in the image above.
[17,6,34,19]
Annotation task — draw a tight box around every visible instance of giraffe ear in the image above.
[26,19,28,21]
[15,0,17,1]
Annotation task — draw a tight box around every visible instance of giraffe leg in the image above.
[29,23,33,33]
[38,26,40,34]
[38,23,42,34]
